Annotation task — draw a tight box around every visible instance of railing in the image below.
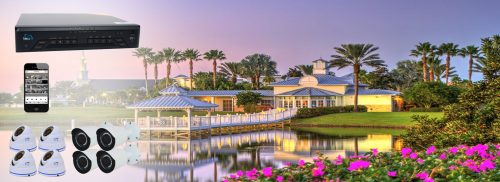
[135,108,297,131]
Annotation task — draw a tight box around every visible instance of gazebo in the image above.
[127,85,218,130]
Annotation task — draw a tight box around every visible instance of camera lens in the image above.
[96,129,115,151]
[71,129,90,151]
[14,126,25,137]
[96,150,115,173]
[72,151,93,174]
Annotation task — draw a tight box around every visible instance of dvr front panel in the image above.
[15,26,140,52]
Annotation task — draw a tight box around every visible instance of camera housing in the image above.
[9,150,37,177]
[39,126,65,152]
[10,125,37,152]
[38,150,65,177]
[72,149,98,174]
[96,121,139,151]
[96,143,140,173]
[71,126,98,151]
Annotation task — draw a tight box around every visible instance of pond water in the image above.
[0,125,403,182]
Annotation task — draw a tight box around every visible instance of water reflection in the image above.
[136,128,403,182]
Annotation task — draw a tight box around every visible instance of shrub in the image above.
[224,144,500,182]
[409,107,442,112]
[403,81,461,108]
[236,91,262,113]
[294,105,367,119]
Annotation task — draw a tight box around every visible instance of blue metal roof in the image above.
[344,88,400,95]
[187,90,274,97]
[276,87,341,96]
[159,85,188,95]
[269,74,359,86]
[127,95,217,109]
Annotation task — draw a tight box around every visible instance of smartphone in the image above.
[24,63,49,112]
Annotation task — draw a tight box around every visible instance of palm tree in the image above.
[437,43,460,84]
[219,62,241,84]
[133,47,153,97]
[159,48,183,88]
[203,50,226,89]
[295,65,313,75]
[427,56,442,81]
[241,54,277,89]
[183,48,201,90]
[330,44,385,112]
[472,58,487,73]
[411,42,436,82]
[458,45,481,83]
[147,52,163,89]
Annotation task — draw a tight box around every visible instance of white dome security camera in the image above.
[9,150,37,177]
[39,126,65,152]
[72,149,99,174]
[96,143,140,173]
[10,125,37,152]
[38,150,65,177]
[71,126,98,151]
[96,121,140,151]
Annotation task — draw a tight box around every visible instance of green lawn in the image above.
[0,106,235,123]
[293,112,443,128]
[294,127,406,137]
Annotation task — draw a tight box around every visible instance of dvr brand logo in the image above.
[22,34,34,41]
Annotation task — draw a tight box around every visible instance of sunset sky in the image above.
[1,0,499,93]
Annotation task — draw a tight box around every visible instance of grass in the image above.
[0,106,236,123]
[293,112,443,128]
[294,127,405,137]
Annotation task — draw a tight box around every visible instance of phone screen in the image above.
[24,69,49,104]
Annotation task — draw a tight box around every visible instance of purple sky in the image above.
[1,0,499,93]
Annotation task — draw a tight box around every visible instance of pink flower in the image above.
[416,171,428,180]
[276,175,284,182]
[448,147,458,154]
[262,167,273,178]
[417,158,424,164]
[333,155,343,165]
[424,177,434,182]
[410,152,418,159]
[401,148,412,158]
[347,160,370,171]
[312,167,325,177]
[439,152,447,160]
[313,157,320,162]
[449,165,457,170]
[387,171,397,177]
[298,160,305,167]
[223,179,229,182]
[245,168,259,180]
[479,159,495,172]
[229,174,237,179]
[315,160,324,169]
[426,146,436,155]
[236,170,243,177]
[371,148,379,156]
[283,162,291,167]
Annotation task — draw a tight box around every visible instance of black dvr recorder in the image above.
[15,13,140,52]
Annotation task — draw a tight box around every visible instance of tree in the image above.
[159,48,183,87]
[402,82,461,108]
[330,44,385,112]
[363,67,393,89]
[147,52,163,90]
[295,65,313,75]
[133,47,153,97]
[389,60,422,91]
[204,50,226,89]
[458,45,481,83]
[479,35,500,80]
[236,91,262,113]
[472,58,488,74]
[219,62,242,84]
[183,48,201,90]
[282,68,303,79]
[193,72,230,90]
[437,43,460,84]
[411,42,436,82]
[241,54,277,90]
[426,56,441,81]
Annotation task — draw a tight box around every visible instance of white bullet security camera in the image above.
[96,143,140,173]
[71,126,99,151]
[9,150,37,177]
[72,149,99,174]
[96,121,139,151]
[39,126,65,152]
[38,150,65,177]
[10,125,37,152]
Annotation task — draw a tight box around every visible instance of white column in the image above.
[231,97,235,112]
[307,97,312,108]
[134,109,138,122]
[157,110,161,119]
[323,97,327,107]
[292,97,296,108]
[187,108,192,131]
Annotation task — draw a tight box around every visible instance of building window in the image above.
[223,100,233,111]
[311,100,317,108]
[261,99,272,106]
[317,100,324,107]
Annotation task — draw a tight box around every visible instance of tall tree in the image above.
[480,35,500,80]
[282,68,303,79]
[183,49,201,90]
[295,65,313,75]
[203,50,226,89]
[219,62,241,84]
[330,44,385,112]
[427,56,441,81]
[411,42,436,82]
[159,48,183,88]
[458,45,481,83]
[389,60,422,91]
[147,52,163,89]
[132,47,153,97]
[437,43,460,84]
[241,54,277,90]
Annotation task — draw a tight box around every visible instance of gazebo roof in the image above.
[127,95,217,110]
[159,85,188,96]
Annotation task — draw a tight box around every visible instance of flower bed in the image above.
[223,144,499,182]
